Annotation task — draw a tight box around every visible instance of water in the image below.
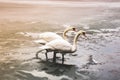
[0,1,120,80]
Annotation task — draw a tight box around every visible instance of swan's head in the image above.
[71,27,76,31]
[63,26,77,39]
[82,31,87,37]
[77,30,87,37]
[66,26,76,32]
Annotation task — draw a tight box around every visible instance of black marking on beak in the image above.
[83,32,86,37]
[73,28,76,31]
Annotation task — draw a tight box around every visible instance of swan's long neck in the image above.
[63,28,70,40]
[71,33,80,52]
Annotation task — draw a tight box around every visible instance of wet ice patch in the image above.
[110,19,120,23]
[77,26,120,55]
[87,29,101,33]
[17,70,73,80]
[101,28,119,32]
[116,27,120,31]
[83,26,90,30]
[96,33,113,37]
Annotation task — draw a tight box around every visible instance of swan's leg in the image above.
[45,50,48,61]
[36,50,42,59]
[36,49,47,59]
[62,53,65,64]
[53,51,56,63]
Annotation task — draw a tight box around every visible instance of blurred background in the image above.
[0,0,120,80]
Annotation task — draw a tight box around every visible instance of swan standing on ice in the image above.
[34,27,76,45]
[34,26,76,60]
[36,30,87,64]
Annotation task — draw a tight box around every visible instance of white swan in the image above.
[34,27,76,45]
[36,30,86,64]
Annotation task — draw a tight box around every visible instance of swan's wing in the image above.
[38,45,52,50]
[33,39,47,44]
[46,39,72,52]
[39,32,63,42]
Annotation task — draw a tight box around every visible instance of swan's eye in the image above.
[72,28,76,31]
